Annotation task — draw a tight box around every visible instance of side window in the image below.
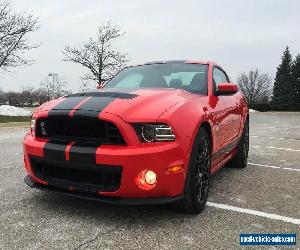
[213,68,228,93]
[213,68,228,84]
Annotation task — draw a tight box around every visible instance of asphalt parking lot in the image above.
[0,112,299,249]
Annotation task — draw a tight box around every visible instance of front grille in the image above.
[36,116,125,145]
[30,156,122,192]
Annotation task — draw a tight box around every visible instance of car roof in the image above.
[127,60,219,68]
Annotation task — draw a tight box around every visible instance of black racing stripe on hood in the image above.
[44,140,69,161]
[48,96,87,116]
[68,143,98,164]
[71,96,115,118]
[68,92,138,99]
[43,94,125,163]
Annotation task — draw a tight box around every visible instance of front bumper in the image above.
[24,175,183,205]
[23,133,187,200]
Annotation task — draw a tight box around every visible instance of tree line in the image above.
[0,75,70,106]
[0,86,46,106]
[237,47,300,111]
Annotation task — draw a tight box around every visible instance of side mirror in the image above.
[97,81,107,89]
[216,82,238,95]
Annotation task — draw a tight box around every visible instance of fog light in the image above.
[145,170,156,185]
[135,169,157,190]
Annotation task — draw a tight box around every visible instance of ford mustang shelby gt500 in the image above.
[23,60,249,214]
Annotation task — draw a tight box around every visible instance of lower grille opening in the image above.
[30,156,122,193]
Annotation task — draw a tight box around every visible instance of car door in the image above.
[213,67,240,146]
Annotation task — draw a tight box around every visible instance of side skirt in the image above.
[210,136,240,174]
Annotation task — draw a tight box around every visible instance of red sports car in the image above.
[23,60,249,214]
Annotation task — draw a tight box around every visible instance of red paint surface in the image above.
[65,141,76,161]
[23,61,248,198]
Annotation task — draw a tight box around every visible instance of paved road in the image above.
[0,112,299,249]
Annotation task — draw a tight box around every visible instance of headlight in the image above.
[134,123,175,142]
[141,125,156,142]
[30,117,36,136]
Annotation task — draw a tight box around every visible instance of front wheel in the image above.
[172,127,211,214]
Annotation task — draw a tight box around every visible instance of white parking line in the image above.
[1,164,22,170]
[207,202,300,225]
[255,126,300,129]
[251,135,300,141]
[248,162,300,172]
[251,145,300,152]
[267,146,300,152]
[1,166,14,170]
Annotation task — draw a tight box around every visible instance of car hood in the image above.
[36,88,200,121]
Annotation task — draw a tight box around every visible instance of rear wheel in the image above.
[229,119,249,168]
[172,127,211,214]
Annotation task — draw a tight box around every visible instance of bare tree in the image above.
[40,73,71,100]
[0,1,40,72]
[79,79,96,92]
[6,91,21,106]
[63,21,129,84]
[0,86,6,104]
[237,69,273,105]
[0,86,51,106]
[34,88,49,105]
[21,86,35,106]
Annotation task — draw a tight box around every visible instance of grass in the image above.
[0,115,31,123]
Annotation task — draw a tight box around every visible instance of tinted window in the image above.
[114,73,143,88]
[105,63,208,95]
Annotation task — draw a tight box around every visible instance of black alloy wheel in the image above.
[171,127,211,214]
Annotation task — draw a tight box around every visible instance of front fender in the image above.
[157,98,211,167]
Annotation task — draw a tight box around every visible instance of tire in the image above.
[171,127,211,214]
[229,119,249,168]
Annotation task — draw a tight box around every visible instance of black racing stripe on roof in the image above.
[68,92,138,99]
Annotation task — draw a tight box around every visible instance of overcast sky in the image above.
[1,0,299,92]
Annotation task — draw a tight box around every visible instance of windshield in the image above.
[104,63,208,95]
